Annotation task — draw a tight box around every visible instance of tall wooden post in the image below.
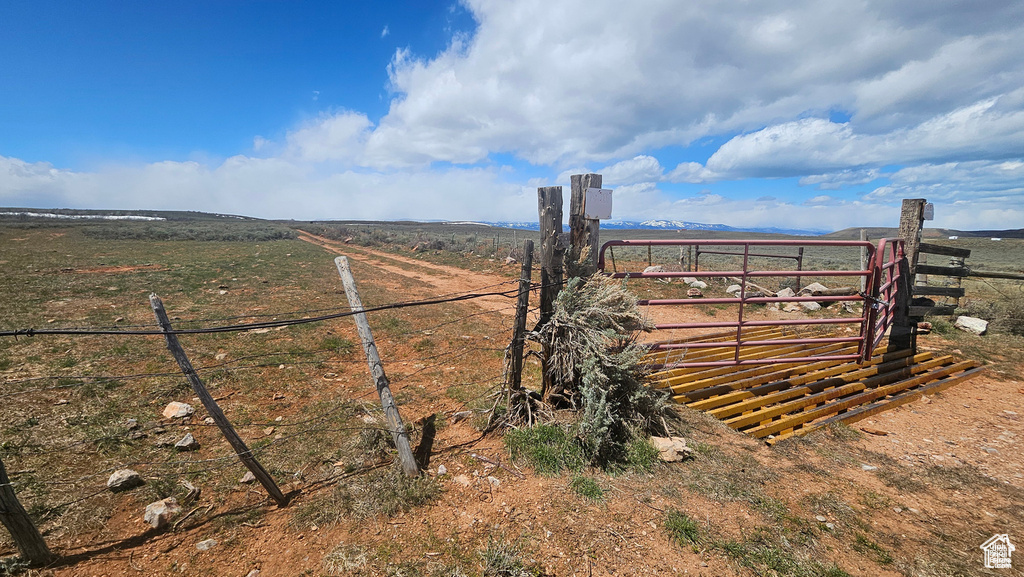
[0,457,54,566]
[335,257,419,477]
[150,294,289,506]
[508,240,534,391]
[569,174,602,277]
[892,199,926,350]
[537,186,564,328]
[898,199,926,276]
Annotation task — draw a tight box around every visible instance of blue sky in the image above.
[2,1,1024,231]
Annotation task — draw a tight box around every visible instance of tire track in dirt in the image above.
[297,231,520,315]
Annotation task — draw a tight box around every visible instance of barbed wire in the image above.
[0,279,544,338]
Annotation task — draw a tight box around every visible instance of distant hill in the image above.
[487,219,827,236]
[4,208,1021,239]
[0,207,256,222]
[826,227,1024,240]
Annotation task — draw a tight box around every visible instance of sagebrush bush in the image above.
[539,274,667,466]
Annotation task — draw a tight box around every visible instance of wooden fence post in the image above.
[898,199,926,276]
[891,199,926,350]
[0,457,53,566]
[508,240,534,391]
[537,186,564,328]
[150,294,289,506]
[334,257,419,477]
[569,174,602,278]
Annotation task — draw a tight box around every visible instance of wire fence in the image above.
[0,274,548,560]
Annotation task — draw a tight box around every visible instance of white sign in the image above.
[584,188,613,220]
[923,202,934,220]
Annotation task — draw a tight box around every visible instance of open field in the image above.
[1,216,1023,576]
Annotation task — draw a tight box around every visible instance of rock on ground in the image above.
[688,280,708,289]
[776,287,796,299]
[955,316,988,335]
[175,433,200,451]
[144,497,181,529]
[726,284,742,294]
[196,538,218,551]
[649,436,694,462]
[162,401,194,419]
[799,282,829,295]
[107,469,143,492]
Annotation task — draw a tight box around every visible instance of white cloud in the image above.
[666,162,717,184]
[701,95,1024,178]
[284,111,373,164]
[0,154,530,222]
[799,169,882,190]
[341,0,1024,170]
[598,155,663,186]
[381,25,390,38]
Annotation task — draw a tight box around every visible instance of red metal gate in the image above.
[596,239,900,369]
[867,238,906,351]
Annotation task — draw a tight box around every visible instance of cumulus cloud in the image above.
[344,0,1024,169]
[700,95,1024,178]
[598,156,664,186]
[284,111,373,164]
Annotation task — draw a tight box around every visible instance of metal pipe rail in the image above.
[597,239,879,368]
[868,238,905,352]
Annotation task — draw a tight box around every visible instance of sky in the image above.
[2,1,1023,232]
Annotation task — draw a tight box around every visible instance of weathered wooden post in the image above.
[898,199,926,276]
[335,257,419,477]
[150,294,289,506]
[508,240,534,391]
[891,199,927,350]
[0,457,54,566]
[537,186,564,328]
[795,246,805,292]
[569,174,602,277]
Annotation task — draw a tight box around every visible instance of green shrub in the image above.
[539,274,666,466]
[480,539,539,577]
[665,509,701,550]
[569,476,604,501]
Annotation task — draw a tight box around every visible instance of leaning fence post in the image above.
[508,240,534,391]
[334,257,419,477]
[0,456,54,566]
[149,294,289,506]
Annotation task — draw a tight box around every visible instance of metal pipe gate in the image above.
[597,239,905,369]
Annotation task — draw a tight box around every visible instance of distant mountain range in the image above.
[485,219,829,236]
[4,208,1020,238]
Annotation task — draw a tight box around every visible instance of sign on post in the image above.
[583,187,613,220]
[923,203,934,220]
